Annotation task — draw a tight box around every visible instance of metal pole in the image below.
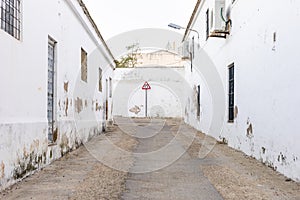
[145,89,148,117]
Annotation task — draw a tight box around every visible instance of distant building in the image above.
[0,0,115,189]
[183,0,300,181]
[113,50,185,118]
[136,50,184,67]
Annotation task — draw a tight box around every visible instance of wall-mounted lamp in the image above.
[168,23,200,40]
[168,23,199,72]
[168,23,200,51]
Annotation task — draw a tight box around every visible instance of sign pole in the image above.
[141,81,151,118]
[145,89,148,117]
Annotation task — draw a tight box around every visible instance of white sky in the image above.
[83,0,197,40]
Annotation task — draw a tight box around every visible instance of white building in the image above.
[113,50,185,118]
[0,0,114,189]
[183,0,300,181]
[136,50,185,67]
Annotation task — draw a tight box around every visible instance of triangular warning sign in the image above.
[142,81,151,90]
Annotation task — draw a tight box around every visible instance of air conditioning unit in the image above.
[209,0,230,38]
[212,0,226,31]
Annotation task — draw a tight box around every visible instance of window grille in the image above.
[228,63,234,122]
[0,0,21,39]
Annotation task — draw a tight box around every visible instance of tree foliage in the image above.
[115,43,141,68]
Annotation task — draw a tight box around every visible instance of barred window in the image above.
[197,85,200,119]
[0,0,21,40]
[228,63,234,122]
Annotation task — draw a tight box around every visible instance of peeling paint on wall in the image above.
[64,81,69,93]
[193,85,198,110]
[278,152,288,165]
[12,141,49,181]
[234,106,238,118]
[246,118,254,138]
[181,0,300,182]
[218,137,228,145]
[75,97,83,113]
[0,0,114,189]
[29,140,39,152]
[60,134,70,157]
[129,105,141,115]
[65,98,69,116]
[92,100,95,111]
[95,102,102,111]
[293,156,298,162]
[185,98,191,122]
[264,160,277,171]
[53,128,58,143]
[0,161,5,179]
[0,118,106,189]
[262,147,266,154]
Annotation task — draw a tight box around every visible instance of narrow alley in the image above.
[1,0,300,199]
[1,118,299,200]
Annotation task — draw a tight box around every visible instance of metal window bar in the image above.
[0,0,21,40]
[228,64,234,122]
[48,41,55,142]
[197,85,201,118]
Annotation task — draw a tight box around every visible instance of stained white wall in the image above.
[113,67,185,118]
[0,0,114,189]
[184,0,300,181]
[183,64,213,135]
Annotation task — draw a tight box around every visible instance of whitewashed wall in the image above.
[183,63,213,135]
[0,0,114,189]
[184,0,300,181]
[113,67,185,118]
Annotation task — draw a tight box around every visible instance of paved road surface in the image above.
[119,118,222,199]
[1,118,299,200]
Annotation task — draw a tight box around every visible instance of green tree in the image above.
[115,43,141,68]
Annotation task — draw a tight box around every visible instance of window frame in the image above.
[0,0,21,40]
[197,85,201,119]
[47,36,57,144]
[206,9,209,40]
[228,63,235,123]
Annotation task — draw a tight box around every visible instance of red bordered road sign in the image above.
[142,81,151,90]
